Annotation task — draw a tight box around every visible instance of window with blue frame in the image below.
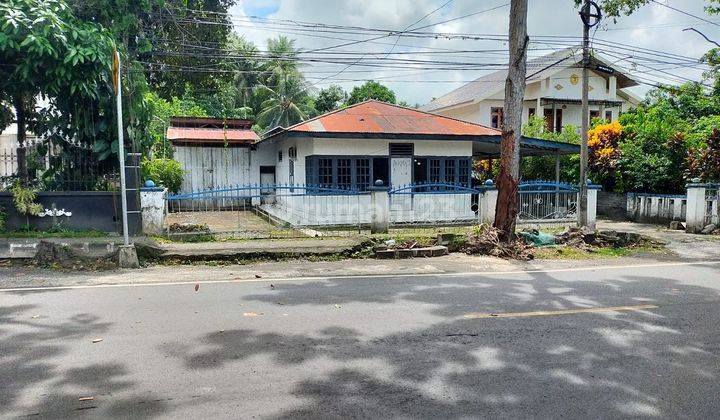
[318,158,333,186]
[337,158,352,189]
[355,158,371,190]
[305,155,471,190]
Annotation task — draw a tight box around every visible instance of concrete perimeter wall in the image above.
[0,191,141,234]
[261,192,478,227]
[597,191,627,220]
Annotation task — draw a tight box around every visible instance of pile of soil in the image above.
[167,223,211,234]
[554,227,654,249]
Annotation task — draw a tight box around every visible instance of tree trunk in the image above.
[13,94,28,184]
[494,0,529,241]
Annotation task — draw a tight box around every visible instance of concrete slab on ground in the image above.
[165,210,280,235]
[597,220,720,260]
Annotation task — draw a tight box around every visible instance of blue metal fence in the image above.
[389,182,485,195]
[167,183,364,202]
[518,181,577,222]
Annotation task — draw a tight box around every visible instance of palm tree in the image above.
[263,36,300,84]
[254,74,315,129]
[227,34,261,109]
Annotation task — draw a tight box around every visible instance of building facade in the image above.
[421,48,642,132]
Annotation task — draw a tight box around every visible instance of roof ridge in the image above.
[421,47,584,112]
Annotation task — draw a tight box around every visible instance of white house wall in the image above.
[435,68,634,129]
[311,137,472,157]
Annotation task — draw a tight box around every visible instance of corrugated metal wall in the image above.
[173,146,252,192]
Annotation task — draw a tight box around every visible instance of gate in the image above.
[518,181,577,224]
[388,183,482,226]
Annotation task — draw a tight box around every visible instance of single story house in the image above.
[168,101,582,226]
[254,100,579,190]
[420,48,642,132]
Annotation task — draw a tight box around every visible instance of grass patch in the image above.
[534,244,666,260]
[0,228,108,238]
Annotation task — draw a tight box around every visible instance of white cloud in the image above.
[229,0,720,105]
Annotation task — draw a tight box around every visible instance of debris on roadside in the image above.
[518,229,555,247]
[463,226,535,261]
[92,338,103,343]
[669,221,685,231]
[700,223,718,235]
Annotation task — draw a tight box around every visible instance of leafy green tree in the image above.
[0,0,115,181]
[315,85,347,114]
[519,116,580,183]
[70,0,236,100]
[573,0,650,18]
[688,128,720,182]
[617,106,690,193]
[145,92,207,158]
[347,81,397,105]
[255,75,315,129]
[141,157,184,193]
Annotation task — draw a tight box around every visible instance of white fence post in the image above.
[370,182,390,234]
[686,182,707,233]
[479,181,498,225]
[587,184,599,230]
[140,185,167,235]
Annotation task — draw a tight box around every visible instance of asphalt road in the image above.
[2,261,720,418]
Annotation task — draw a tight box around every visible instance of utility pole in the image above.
[113,51,139,268]
[114,51,130,247]
[578,1,601,228]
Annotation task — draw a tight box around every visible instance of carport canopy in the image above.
[472,135,580,158]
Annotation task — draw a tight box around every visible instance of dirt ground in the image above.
[165,210,281,235]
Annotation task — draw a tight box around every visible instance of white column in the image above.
[140,187,167,235]
[686,183,707,233]
[479,183,498,225]
[587,186,598,230]
[370,186,389,234]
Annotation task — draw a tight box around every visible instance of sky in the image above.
[229,0,720,105]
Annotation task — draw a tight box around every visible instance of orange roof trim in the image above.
[167,127,259,145]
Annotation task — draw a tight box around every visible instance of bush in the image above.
[141,158,184,193]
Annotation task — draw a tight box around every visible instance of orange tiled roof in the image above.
[284,100,500,137]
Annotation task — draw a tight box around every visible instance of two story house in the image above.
[420,48,642,131]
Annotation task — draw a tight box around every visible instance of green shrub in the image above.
[141,158,184,193]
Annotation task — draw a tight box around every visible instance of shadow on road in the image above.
[0,303,169,417]
[168,266,720,418]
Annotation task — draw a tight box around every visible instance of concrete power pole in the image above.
[578,1,601,227]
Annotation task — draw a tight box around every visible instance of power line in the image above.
[650,0,720,27]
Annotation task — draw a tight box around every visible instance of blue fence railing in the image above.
[167,184,364,201]
[389,182,484,195]
[518,181,578,194]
